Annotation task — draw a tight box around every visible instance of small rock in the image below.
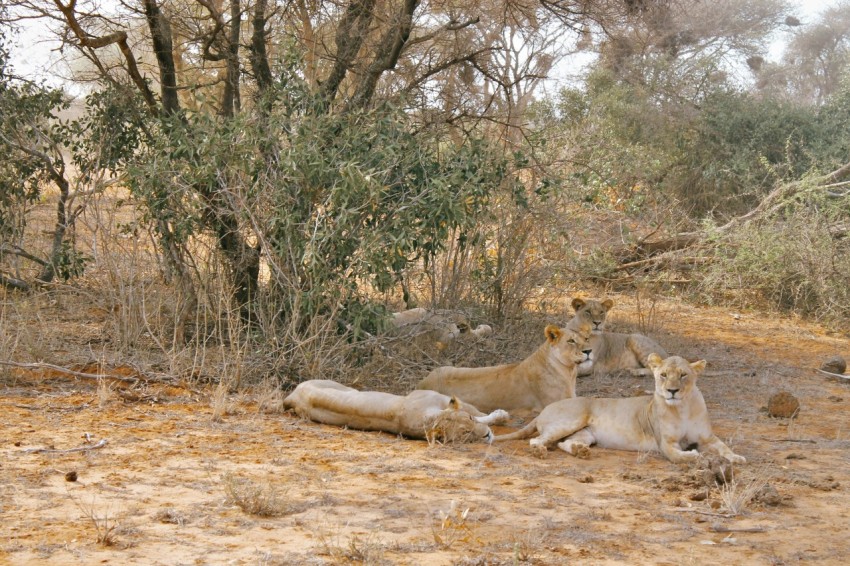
[821,355,847,375]
[65,471,78,482]
[710,500,721,510]
[577,474,594,484]
[754,484,781,506]
[768,391,800,418]
[693,455,735,487]
[689,490,708,501]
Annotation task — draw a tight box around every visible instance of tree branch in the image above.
[320,0,377,111]
[347,0,420,111]
[52,0,159,114]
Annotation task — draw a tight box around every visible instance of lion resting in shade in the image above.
[415,320,592,413]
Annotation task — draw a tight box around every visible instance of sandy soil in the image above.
[2,300,849,565]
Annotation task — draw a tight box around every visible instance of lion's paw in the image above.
[572,443,591,459]
[729,453,747,465]
[676,450,700,463]
[529,440,548,459]
[490,409,510,424]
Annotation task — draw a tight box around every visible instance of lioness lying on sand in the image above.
[571,297,668,377]
[415,321,593,413]
[283,380,510,443]
[494,353,746,464]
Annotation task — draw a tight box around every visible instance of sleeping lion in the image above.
[283,380,509,443]
[571,297,668,377]
[415,321,593,413]
[494,353,746,464]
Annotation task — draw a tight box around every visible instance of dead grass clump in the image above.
[316,531,388,565]
[210,380,236,422]
[72,496,120,546]
[717,467,773,516]
[96,378,114,408]
[222,473,304,517]
[431,500,480,549]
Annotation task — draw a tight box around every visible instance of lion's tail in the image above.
[492,418,538,442]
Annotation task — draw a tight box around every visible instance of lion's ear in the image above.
[689,359,707,375]
[601,298,614,311]
[646,353,664,369]
[448,396,461,410]
[545,324,563,343]
[571,297,586,311]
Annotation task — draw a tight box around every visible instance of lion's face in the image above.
[545,322,592,367]
[426,407,493,444]
[571,297,613,333]
[647,353,706,406]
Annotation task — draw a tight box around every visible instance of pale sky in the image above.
[6,1,838,89]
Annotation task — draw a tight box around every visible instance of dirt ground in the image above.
[2,297,850,565]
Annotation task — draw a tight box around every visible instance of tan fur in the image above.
[494,354,746,464]
[390,308,463,349]
[284,380,510,442]
[571,297,668,376]
[415,322,593,413]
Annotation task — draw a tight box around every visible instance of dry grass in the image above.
[222,473,305,518]
[96,377,114,408]
[71,495,120,546]
[717,467,772,516]
[315,529,388,565]
[431,500,480,549]
[633,280,665,335]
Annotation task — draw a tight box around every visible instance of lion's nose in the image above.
[667,388,679,397]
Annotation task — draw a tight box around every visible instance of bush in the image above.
[697,189,850,324]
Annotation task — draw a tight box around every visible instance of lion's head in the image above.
[571,297,613,333]
[544,322,592,367]
[424,397,493,445]
[647,353,706,406]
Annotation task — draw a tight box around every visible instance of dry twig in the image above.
[0,360,139,383]
[23,438,109,454]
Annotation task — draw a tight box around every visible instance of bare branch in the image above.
[52,0,159,114]
[347,0,420,111]
[320,0,377,111]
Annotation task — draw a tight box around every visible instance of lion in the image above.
[283,380,510,443]
[494,353,746,464]
[571,297,668,377]
[390,308,492,349]
[415,321,593,414]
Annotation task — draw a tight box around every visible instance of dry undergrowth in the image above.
[717,466,774,516]
[315,528,388,565]
[431,500,480,550]
[222,473,305,518]
[71,495,120,547]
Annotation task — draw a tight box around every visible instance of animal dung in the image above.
[767,391,800,419]
[820,355,847,375]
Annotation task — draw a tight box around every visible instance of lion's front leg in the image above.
[660,437,700,463]
[700,435,747,464]
[474,409,510,426]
